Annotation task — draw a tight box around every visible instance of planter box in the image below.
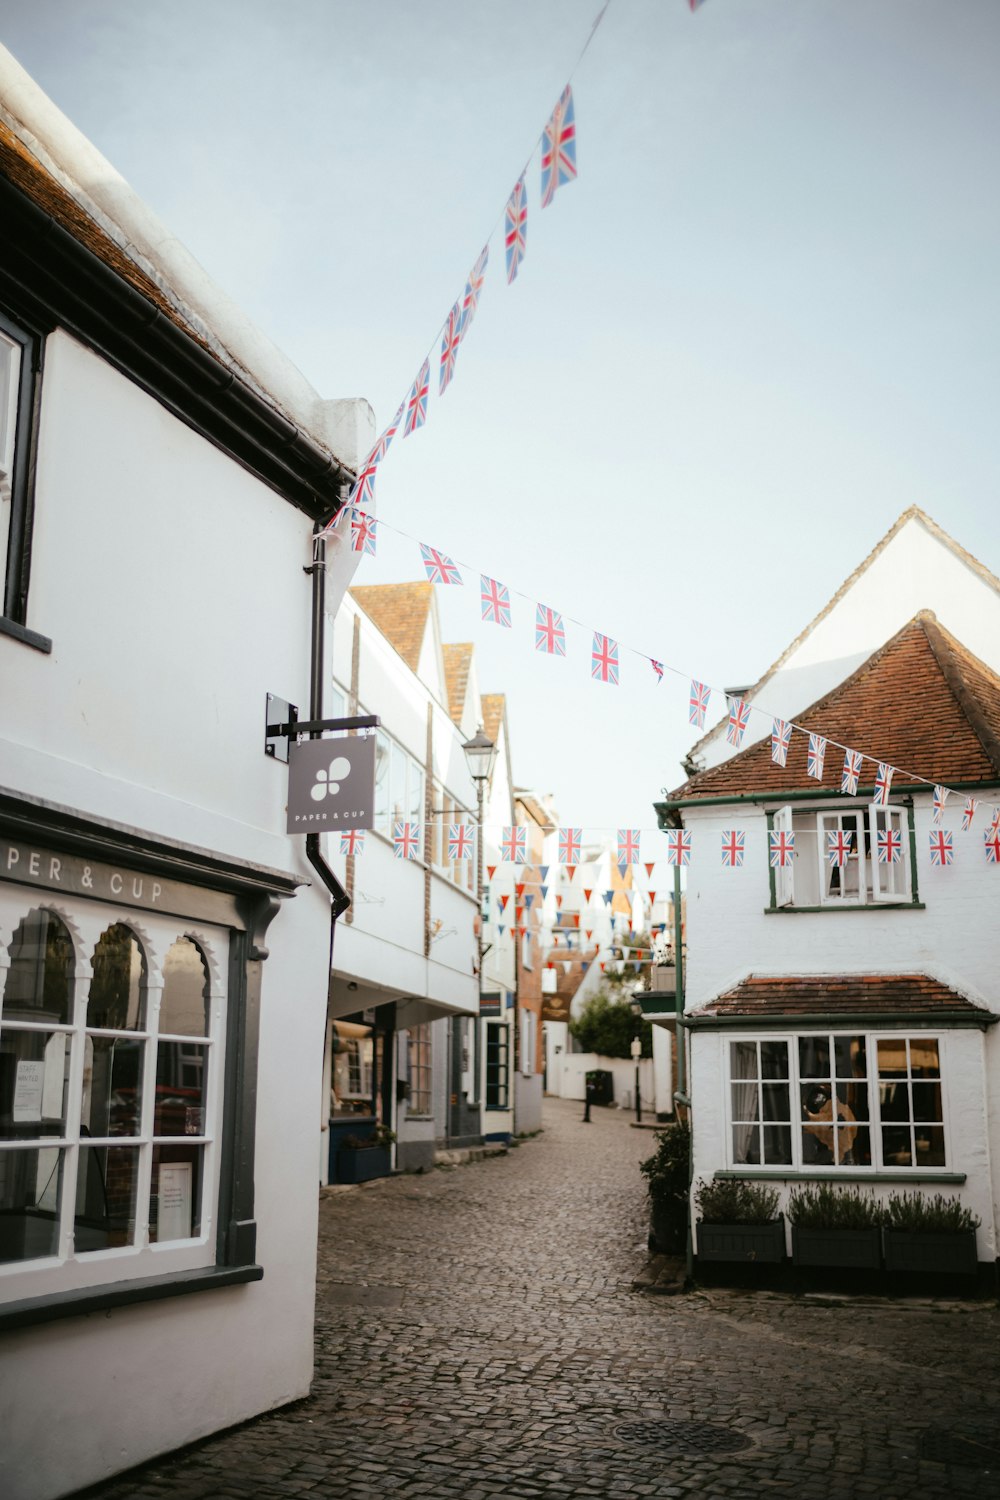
[697,1218,785,1264]
[884,1228,978,1276]
[335,1145,391,1184]
[791,1226,881,1269]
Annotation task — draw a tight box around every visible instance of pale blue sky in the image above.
[4,0,998,835]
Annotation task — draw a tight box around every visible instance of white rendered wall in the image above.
[696,514,1000,770]
[682,803,998,1012]
[0,334,359,1499]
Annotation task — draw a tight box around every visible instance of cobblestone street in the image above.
[76,1098,1000,1500]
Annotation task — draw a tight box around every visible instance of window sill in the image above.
[0,1261,263,1333]
[714,1169,966,1185]
[765,902,924,914]
[0,615,52,654]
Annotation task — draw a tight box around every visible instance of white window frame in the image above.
[373,728,426,852]
[0,895,229,1304]
[724,1030,950,1174]
[775,803,910,908]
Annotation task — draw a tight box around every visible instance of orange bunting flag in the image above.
[600,961,607,972]
[516,883,525,897]
[645,862,655,879]
[565,864,577,881]
[556,895,563,908]
[583,887,593,902]
[487,865,497,880]
[648,891,656,904]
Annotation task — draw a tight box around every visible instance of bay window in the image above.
[726,1032,947,1172]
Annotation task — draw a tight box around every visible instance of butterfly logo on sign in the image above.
[311,756,352,802]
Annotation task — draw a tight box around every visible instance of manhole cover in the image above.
[615,1421,752,1455]
[920,1429,1000,1470]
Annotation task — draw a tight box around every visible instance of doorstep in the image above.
[633,1253,687,1295]
[434,1144,509,1168]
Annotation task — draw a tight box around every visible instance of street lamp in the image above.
[629,995,644,1125]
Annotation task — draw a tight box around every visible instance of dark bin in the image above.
[585,1069,614,1106]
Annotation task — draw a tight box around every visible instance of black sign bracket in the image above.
[265,693,379,763]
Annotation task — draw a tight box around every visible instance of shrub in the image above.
[884,1192,980,1234]
[695,1178,780,1225]
[569,992,653,1058]
[786,1183,881,1230]
[640,1122,690,1208]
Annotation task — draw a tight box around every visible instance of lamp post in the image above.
[461,727,498,1118]
[630,996,643,1125]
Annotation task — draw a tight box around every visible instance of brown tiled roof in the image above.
[694,974,992,1019]
[481,693,506,746]
[670,613,1000,800]
[685,508,1000,766]
[350,583,434,672]
[515,792,556,833]
[442,643,474,727]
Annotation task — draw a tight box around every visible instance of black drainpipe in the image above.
[306,522,351,923]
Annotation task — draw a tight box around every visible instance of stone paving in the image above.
[76,1096,1000,1500]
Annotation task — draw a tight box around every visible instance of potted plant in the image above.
[335,1124,395,1184]
[695,1178,784,1263]
[787,1183,882,1268]
[883,1192,980,1275]
[640,1122,690,1254]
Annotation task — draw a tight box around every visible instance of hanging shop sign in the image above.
[287,735,376,835]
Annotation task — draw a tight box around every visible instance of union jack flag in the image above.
[873,763,894,806]
[826,829,853,867]
[841,749,864,796]
[535,603,566,656]
[721,830,745,868]
[504,176,527,283]
[771,719,791,767]
[459,245,489,342]
[689,680,710,728]
[807,733,826,781]
[768,830,795,868]
[440,301,461,395]
[962,797,978,831]
[591,633,619,685]
[448,824,475,861]
[393,821,421,860]
[928,829,954,868]
[558,827,582,864]
[501,826,526,864]
[665,830,692,867]
[876,826,902,864]
[403,359,430,436]
[992,806,1000,834]
[932,786,949,825]
[690,0,708,9]
[419,543,462,585]
[650,659,664,684]
[480,574,512,627]
[617,829,640,866]
[340,829,365,856]
[726,697,750,747]
[985,829,1000,864]
[350,507,377,557]
[541,85,577,210]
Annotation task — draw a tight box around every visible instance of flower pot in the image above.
[884,1228,978,1275]
[697,1218,785,1264]
[336,1145,391,1184]
[791,1226,881,1269]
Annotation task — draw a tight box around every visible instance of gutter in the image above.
[656,780,1000,826]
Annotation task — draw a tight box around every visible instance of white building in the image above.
[0,50,371,1500]
[322,586,515,1177]
[652,511,1000,1271]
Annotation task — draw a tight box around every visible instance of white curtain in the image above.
[730,1042,759,1163]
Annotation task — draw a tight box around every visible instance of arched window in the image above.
[2,908,74,1025]
[76,925,149,1253]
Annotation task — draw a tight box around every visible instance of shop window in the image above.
[331,1020,374,1116]
[407,1024,431,1115]
[485,1021,509,1111]
[726,1031,949,1172]
[770,804,912,908]
[373,729,424,844]
[0,902,227,1290]
[1,306,42,632]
